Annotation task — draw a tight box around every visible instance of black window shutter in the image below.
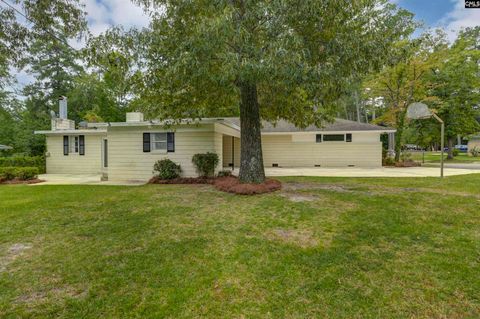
[79,135,85,155]
[143,133,151,152]
[167,132,175,152]
[63,136,69,155]
[316,134,322,143]
[346,133,352,142]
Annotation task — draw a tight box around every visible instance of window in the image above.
[152,133,168,151]
[70,136,79,153]
[63,135,85,155]
[316,134,322,143]
[323,134,345,142]
[143,132,175,153]
[346,133,352,142]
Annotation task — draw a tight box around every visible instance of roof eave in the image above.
[34,129,107,135]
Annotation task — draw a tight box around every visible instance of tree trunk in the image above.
[394,109,406,162]
[447,137,454,160]
[355,91,361,123]
[238,82,265,184]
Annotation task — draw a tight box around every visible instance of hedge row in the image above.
[0,156,45,173]
[0,167,39,181]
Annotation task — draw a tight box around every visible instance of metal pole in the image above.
[440,122,444,178]
[432,113,444,178]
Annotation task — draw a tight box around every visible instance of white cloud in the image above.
[440,0,480,42]
[84,0,150,36]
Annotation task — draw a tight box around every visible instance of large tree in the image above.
[134,0,414,183]
[427,27,480,159]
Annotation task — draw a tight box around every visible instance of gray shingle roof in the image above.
[223,117,395,133]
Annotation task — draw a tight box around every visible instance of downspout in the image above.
[232,136,235,171]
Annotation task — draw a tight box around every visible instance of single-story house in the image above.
[35,102,395,182]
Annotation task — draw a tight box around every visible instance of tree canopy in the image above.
[133,0,415,182]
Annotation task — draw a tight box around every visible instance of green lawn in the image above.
[410,151,480,163]
[1,175,480,318]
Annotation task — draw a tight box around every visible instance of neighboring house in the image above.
[0,144,12,150]
[468,135,480,152]
[35,101,395,182]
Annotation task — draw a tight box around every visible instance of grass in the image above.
[1,175,480,318]
[410,151,480,163]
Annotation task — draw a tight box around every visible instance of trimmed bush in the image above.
[217,170,233,177]
[0,167,17,180]
[470,146,479,157]
[153,159,182,180]
[0,167,39,181]
[0,156,45,173]
[192,152,219,177]
[452,148,459,157]
[16,167,39,180]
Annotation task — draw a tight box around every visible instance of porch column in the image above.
[387,132,395,157]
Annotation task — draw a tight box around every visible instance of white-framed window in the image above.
[143,132,175,153]
[152,132,168,151]
[70,135,79,153]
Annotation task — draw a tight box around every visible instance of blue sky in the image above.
[393,0,480,40]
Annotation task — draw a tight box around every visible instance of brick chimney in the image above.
[51,96,75,130]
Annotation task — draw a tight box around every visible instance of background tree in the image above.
[134,0,415,183]
[0,0,87,154]
[364,30,448,161]
[425,27,480,159]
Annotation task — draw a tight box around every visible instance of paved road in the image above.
[423,163,480,170]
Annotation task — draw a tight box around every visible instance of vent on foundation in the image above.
[314,164,321,167]
[228,163,234,167]
[348,165,355,167]
[272,163,279,167]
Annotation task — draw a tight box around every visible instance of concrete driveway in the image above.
[34,174,145,186]
[264,167,480,177]
[33,167,478,186]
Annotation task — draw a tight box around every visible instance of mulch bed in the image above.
[0,178,44,185]
[149,176,216,184]
[394,160,421,167]
[149,176,281,195]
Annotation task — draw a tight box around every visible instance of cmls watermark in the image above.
[465,0,480,8]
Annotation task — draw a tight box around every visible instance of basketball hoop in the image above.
[407,102,444,178]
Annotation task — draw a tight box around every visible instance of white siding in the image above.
[107,124,222,181]
[46,134,104,174]
[222,135,241,167]
[261,132,382,167]
[223,132,382,168]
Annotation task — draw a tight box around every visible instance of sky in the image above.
[8,0,480,91]
[82,0,479,39]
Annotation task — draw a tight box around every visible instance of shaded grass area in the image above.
[1,175,479,318]
[410,151,480,163]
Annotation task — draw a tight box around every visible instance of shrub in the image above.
[153,159,181,180]
[452,148,459,157]
[383,157,395,166]
[16,167,39,180]
[0,167,17,181]
[470,146,480,157]
[0,156,45,173]
[192,152,219,177]
[0,167,39,181]
[400,151,412,162]
[217,170,232,177]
